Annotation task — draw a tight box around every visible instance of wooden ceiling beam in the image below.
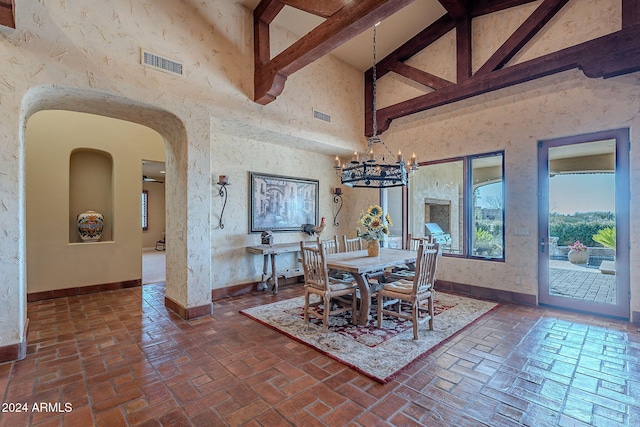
[456,16,472,82]
[387,62,454,89]
[376,14,456,77]
[254,0,416,105]
[0,0,15,29]
[438,0,469,21]
[475,0,570,76]
[254,0,285,24]
[281,0,350,18]
[370,26,640,136]
[622,0,640,28]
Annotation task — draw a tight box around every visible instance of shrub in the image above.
[592,227,616,250]
[550,220,614,247]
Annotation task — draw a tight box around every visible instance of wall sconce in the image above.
[217,175,229,229]
[333,187,343,226]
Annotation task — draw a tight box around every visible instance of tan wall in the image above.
[26,111,165,293]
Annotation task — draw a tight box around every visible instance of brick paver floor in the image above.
[1,283,638,426]
[549,261,617,304]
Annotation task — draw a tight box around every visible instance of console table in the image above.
[246,242,303,294]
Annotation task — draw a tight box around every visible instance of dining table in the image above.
[325,248,418,326]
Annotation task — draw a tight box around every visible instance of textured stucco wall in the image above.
[383,70,640,311]
[0,0,364,349]
[376,0,640,315]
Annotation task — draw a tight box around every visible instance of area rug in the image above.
[240,292,498,384]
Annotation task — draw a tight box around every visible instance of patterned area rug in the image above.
[240,292,498,384]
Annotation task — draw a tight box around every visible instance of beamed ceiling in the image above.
[252,0,640,136]
[2,1,638,137]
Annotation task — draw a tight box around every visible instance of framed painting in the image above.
[249,172,319,233]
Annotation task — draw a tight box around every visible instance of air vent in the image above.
[141,49,183,75]
[313,109,331,123]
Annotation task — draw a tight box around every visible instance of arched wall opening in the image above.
[20,86,191,314]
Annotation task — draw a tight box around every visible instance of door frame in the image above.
[537,128,630,319]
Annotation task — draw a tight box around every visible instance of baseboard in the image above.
[0,319,28,363]
[632,311,640,325]
[164,296,212,319]
[27,279,142,302]
[211,276,304,301]
[435,279,537,306]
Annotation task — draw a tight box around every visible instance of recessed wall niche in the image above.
[69,149,113,243]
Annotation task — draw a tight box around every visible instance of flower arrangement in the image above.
[357,205,392,242]
[569,240,588,252]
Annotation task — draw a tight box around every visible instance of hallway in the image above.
[1,284,638,426]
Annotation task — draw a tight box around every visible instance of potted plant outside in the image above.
[567,240,589,265]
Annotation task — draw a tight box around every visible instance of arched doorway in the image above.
[20,86,199,318]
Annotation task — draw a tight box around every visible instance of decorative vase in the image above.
[367,239,380,257]
[567,249,589,265]
[77,210,104,242]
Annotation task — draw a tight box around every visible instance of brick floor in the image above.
[549,264,617,304]
[1,284,638,426]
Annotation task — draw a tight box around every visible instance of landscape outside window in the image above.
[409,152,504,260]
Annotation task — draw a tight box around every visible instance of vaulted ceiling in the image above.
[249,0,640,136]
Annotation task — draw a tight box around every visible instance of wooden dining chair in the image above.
[377,242,439,339]
[342,235,363,252]
[300,241,358,333]
[407,233,432,250]
[388,237,437,282]
[319,235,340,255]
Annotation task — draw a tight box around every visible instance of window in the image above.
[408,151,504,260]
[142,190,148,230]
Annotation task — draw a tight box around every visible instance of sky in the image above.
[474,174,615,215]
[549,173,615,214]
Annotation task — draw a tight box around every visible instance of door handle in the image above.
[540,238,546,253]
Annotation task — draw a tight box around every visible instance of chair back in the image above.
[300,241,330,291]
[342,236,363,252]
[319,236,340,255]
[412,242,439,294]
[407,234,432,251]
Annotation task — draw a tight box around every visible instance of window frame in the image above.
[407,150,505,262]
[142,190,149,231]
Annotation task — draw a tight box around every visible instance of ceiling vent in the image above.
[141,49,183,76]
[313,109,331,123]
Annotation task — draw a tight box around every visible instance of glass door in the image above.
[538,130,629,318]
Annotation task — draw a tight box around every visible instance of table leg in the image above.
[270,254,279,294]
[258,255,269,291]
[353,273,372,326]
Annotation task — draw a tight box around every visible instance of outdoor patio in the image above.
[549,259,617,304]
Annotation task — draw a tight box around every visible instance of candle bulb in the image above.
[397,151,403,163]
[352,151,359,163]
[218,175,228,185]
[368,149,374,161]
[334,156,341,168]
[411,153,417,165]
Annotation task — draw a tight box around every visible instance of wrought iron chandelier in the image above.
[334,24,418,188]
